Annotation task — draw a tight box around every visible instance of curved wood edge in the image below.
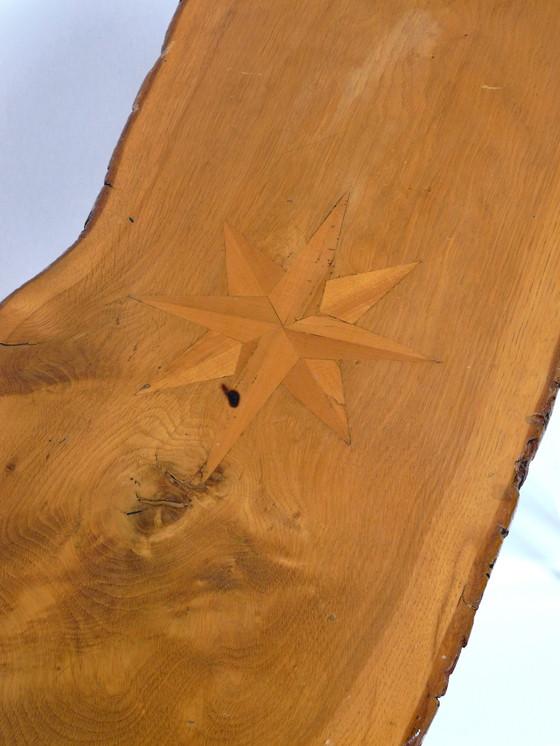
[404,339,560,745]
[0,1,188,339]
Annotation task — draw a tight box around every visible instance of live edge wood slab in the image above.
[1,2,559,744]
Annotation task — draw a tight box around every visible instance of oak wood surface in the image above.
[1,2,559,744]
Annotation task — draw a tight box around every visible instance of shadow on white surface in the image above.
[425,409,560,746]
[0,0,178,301]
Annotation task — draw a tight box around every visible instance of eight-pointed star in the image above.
[136,195,429,481]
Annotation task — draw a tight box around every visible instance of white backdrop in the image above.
[1,3,558,743]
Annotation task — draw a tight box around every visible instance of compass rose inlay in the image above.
[136,194,430,481]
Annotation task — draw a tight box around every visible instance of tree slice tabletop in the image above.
[1,2,559,744]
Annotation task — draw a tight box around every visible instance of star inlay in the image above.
[136,194,430,481]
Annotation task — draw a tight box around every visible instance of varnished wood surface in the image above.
[1,2,559,744]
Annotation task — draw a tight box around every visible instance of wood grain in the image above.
[1,1,560,744]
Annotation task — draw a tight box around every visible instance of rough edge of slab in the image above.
[1,2,559,742]
[403,341,560,745]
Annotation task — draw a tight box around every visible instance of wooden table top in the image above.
[1,2,559,743]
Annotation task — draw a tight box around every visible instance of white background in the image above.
[1,3,558,744]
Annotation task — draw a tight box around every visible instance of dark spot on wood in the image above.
[5,462,16,472]
[516,459,529,486]
[221,384,240,407]
[132,504,186,534]
[129,217,135,223]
